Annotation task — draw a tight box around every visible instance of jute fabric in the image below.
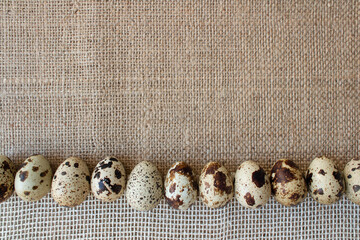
[0,1,359,239]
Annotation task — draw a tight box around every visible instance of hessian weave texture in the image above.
[0,1,359,239]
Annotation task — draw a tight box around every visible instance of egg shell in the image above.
[126,161,163,211]
[0,155,16,203]
[306,156,344,205]
[51,157,90,207]
[91,156,126,202]
[199,162,233,209]
[164,162,197,210]
[344,159,360,205]
[235,160,271,209]
[15,155,52,202]
[270,159,307,206]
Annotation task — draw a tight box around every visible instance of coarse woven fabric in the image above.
[0,0,359,239]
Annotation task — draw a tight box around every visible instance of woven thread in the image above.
[0,0,359,239]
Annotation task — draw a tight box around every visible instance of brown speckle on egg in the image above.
[169,162,192,179]
[114,169,122,179]
[272,162,296,184]
[244,192,255,206]
[40,170,49,177]
[165,195,184,209]
[353,185,360,193]
[19,171,29,182]
[289,193,300,200]
[313,188,324,195]
[0,184,9,202]
[169,183,176,193]
[204,162,221,175]
[110,184,122,194]
[252,168,266,188]
[93,172,100,179]
[2,161,10,171]
[97,180,110,195]
[214,171,232,194]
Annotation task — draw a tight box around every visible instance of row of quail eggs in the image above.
[0,155,359,210]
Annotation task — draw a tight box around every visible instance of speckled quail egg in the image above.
[91,156,126,202]
[126,161,163,211]
[270,159,307,206]
[0,155,16,203]
[235,160,271,209]
[51,157,90,207]
[344,159,360,205]
[164,162,197,210]
[15,155,53,202]
[199,162,233,209]
[306,156,344,205]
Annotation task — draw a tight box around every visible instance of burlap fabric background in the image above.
[0,1,359,239]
